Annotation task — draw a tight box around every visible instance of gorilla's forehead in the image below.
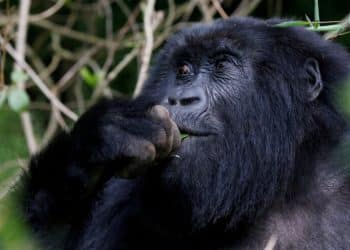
[164,17,272,60]
[154,16,349,90]
[169,36,242,62]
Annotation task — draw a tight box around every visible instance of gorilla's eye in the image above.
[212,54,235,72]
[215,61,226,71]
[177,64,191,77]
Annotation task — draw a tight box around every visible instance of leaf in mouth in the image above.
[181,133,189,140]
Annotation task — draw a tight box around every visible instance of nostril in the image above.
[168,98,177,105]
[179,97,200,106]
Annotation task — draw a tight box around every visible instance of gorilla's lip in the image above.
[178,125,214,137]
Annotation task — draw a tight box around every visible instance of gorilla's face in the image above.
[156,31,256,152]
[162,37,250,153]
[140,18,348,232]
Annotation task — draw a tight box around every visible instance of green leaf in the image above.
[0,88,7,107]
[181,133,189,140]
[276,20,343,33]
[7,88,30,112]
[10,70,29,84]
[79,67,102,88]
[275,21,309,28]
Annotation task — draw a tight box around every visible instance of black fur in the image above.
[20,17,350,249]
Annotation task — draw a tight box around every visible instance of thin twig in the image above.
[41,54,61,81]
[41,110,59,147]
[115,0,142,39]
[0,170,22,200]
[74,79,85,114]
[52,107,68,131]
[55,45,101,94]
[0,34,78,121]
[181,0,198,22]
[0,158,27,199]
[101,0,115,73]
[115,0,131,16]
[0,16,119,48]
[29,0,66,22]
[106,47,139,85]
[211,0,229,19]
[198,0,213,22]
[32,19,118,48]
[324,13,350,40]
[92,46,139,102]
[264,234,277,250]
[232,0,262,17]
[114,5,141,47]
[26,45,55,87]
[133,0,156,97]
[14,0,38,154]
[26,45,70,139]
[51,34,79,60]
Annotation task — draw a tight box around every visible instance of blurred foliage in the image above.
[0,192,38,250]
[0,110,27,163]
[337,78,350,119]
[0,0,349,249]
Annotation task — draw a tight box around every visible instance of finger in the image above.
[116,136,156,178]
[151,127,171,158]
[170,119,181,150]
[148,105,174,157]
[148,105,173,137]
[122,136,156,163]
[148,105,170,121]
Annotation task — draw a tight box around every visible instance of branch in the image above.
[14,0,38,154]
[0,34,78,121]
[41,110,59,147]
[264,234,277,250]
[101,0,115,72]
[0,15,119,48]
[133,0,156,98]
[74,79,85,114]
[324,13,350,40]
[32,19,118,48]
[91,46,139,102]
[55,45,101,94]
[211,0,229,19]
[29,0,66,22]
[232,0,262,17]
[198,0,213,22]
[0,159,25,200]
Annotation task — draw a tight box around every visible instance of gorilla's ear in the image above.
[304,58,323,102]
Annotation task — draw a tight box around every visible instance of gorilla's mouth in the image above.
[170,113,216,138]
[178,125,214,137]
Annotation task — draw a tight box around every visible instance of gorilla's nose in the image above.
[163,86,207,113]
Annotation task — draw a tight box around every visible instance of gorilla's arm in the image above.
[21,99,180,233]
[23,131,87,230]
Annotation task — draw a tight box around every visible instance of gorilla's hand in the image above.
[71,103,181,178]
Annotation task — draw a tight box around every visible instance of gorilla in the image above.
[20,17,350,249]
